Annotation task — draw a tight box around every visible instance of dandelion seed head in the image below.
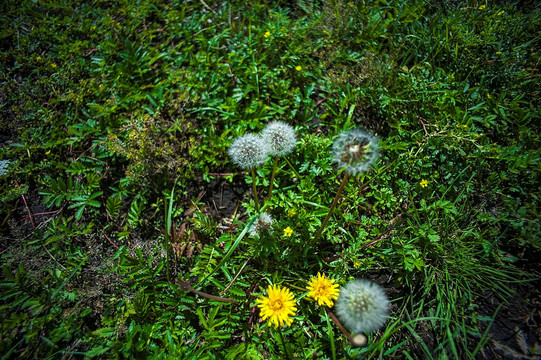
[335,279,389,333]
[332,129,379,175]
[249,212,274,237]
[0,160,11,176]
[261,121,296,157]
[228,134,269,169]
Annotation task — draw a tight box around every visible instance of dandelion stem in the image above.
[251,168,260,211]
[325,307,353,343]
[312,173,349,245]
[277,328,291,359]
[267,156,278,202]
[177,279,239,304]
[283,157,301,179]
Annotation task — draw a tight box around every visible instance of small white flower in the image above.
[228,134,270,169]
[261,121,296,157]
[335,279,389,333]
[249,212,274,237]
[0,160,11,176]
[332,129,379,175]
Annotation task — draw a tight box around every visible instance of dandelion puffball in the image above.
[249,212,274,237]
[332,129,378,175]
[261,121,297,157]
[228,134,270,169]
[335,279,389,333]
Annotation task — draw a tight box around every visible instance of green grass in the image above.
[1,0,539,358]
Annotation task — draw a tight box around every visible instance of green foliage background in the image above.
[1,0,539,358]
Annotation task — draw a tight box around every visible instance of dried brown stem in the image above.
[177,280,239,304]
[325,307,353,343]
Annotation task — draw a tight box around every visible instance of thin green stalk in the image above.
[164,176,180,283]
[283,157,301,179]
[324,309,337,360]
[267,156,278,202]
[312,173,349,245]
[277,328,291,359]
[251,168,260,211]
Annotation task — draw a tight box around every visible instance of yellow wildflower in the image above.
[264,31,270,38]
[496,51,502,55]
[478,5,486,10]
[307,273,340,307]
[283,226,293,237]
[36,56,42,61]
[287,209,296,217]
[353,261,361,269]
[497,10,505,16]
[295,65,302,71]
[420,179,428,188]
[256,284,297,328]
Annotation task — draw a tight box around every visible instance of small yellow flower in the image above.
[496,51,502,55]
[497,10,505,16]
[45,150,51,155]
[353,261,361,269]
[307,273,340,307]
[478,5,486,10]
[287,209,296,217]
[283,226,293,237]
[295,65,302,71]
[256,284,297,328]
[264,31,270,38]
[487,93,492,99]
[420,179,428,188]
[36,56,42,61]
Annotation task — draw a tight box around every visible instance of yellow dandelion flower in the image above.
[478,5,486,10]
[420,179,428,188]
[307,273,340,307]
[287,209,296,217]
[295,65,302,71]
[284,226,293,237]
[264,31,270,38]
[256,284,297,328]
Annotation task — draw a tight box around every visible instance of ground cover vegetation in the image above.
[1,0,540,358]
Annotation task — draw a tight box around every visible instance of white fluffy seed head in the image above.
[0,160,11,176]
[249,212,274,237]
[261,121,296,157]
[335,279,389,334]
[332,129,379,175]
[228,134,270,169]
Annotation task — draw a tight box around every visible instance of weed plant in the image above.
[1,0,539,359]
